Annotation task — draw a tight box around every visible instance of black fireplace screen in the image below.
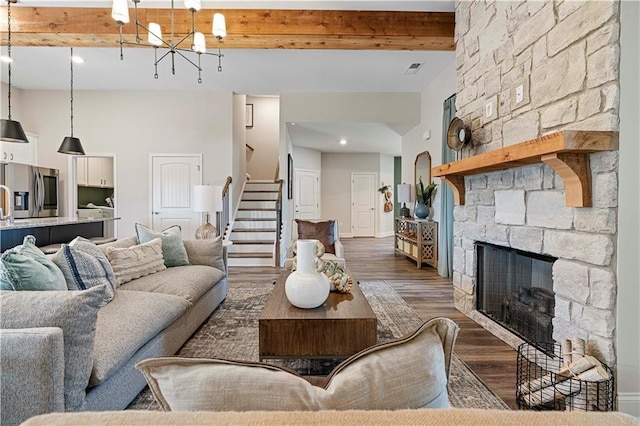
[476,242,557,344]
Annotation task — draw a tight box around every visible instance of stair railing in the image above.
[217,176,233,239]
[274,178,284,266]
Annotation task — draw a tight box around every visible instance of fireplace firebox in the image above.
[476,243,556,344]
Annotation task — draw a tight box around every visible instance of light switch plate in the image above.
[484,95,498,124]
[511,77,530,109]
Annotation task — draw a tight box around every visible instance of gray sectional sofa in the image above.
[0,236,228,426]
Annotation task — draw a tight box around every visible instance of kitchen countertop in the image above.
[0,216,120,231]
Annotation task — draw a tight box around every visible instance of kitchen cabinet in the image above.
[77,157,114,188]
[394,217,438,269]
[1,133,37,165]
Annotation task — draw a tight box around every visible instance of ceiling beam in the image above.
[0,7,455,50]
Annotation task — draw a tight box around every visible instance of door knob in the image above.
[153,211,160,215]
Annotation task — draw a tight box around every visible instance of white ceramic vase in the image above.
[285,239,330,309]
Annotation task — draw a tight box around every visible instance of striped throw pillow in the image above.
[52,237,117,305]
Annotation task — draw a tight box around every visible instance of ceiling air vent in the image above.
[404,63,423,75]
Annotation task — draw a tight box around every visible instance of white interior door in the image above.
[151,155,202,238]
[351,172,376,237]
[294,169,320,219]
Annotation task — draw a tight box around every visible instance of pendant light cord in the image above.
[70,47,74,137]
[7,0,12,120]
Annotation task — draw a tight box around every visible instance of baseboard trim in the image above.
[618,392,640,417]
[375,231,394,238]
[340,233,353,238]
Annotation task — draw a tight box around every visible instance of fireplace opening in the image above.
[476,242,557,344]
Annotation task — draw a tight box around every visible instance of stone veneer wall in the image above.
[453,0,620,366]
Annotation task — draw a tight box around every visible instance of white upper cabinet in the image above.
[81,157,114,188]
[1,132,37,165]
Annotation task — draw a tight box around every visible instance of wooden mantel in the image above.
[432,130,619,207]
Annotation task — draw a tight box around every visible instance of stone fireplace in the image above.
[450,0,620,367]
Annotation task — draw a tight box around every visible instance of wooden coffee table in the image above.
[259,272,377,359]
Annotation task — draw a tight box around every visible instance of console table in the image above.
[394,217,438,269]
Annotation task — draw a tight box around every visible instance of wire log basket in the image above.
[516,342,615,411]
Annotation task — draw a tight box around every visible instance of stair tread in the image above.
[242,198,278,201]
[235,218,276,222]
[244,190,279,193]
[229,253,273,258]
[233,228,277,232]
[238,208,277,211]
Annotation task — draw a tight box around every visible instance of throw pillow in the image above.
[105,238,166,286]
[135,224,190,267]
[52,237,117,305]
[0,235,66,291]
[295,220,336,254]
[182,237,225,272]
[137,318,459,412]
[0,285,107,411]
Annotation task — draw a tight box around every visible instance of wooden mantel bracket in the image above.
[432,130,618,207]
[541,153,591,207]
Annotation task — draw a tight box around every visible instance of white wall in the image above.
[616,0,640,416]
[232,94,247,218]
[246,96,279,181]
[401,59,456,222]
[292,145,321,172]
[321,152,380,236]
[17,89,234,236]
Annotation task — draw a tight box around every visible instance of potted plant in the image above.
[415,176,437,219]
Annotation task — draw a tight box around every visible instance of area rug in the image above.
[127,280,509,410]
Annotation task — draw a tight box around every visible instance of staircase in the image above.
[227,181,281,267]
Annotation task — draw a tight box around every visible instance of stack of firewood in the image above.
[519,338,610,410]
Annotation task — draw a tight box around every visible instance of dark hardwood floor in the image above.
[227,236,518,409]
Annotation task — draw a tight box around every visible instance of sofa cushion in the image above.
[136,224,190,268]
[137,318,459,411]
[90,290,190,387]
[0,285,107,411]
[183,237,225,272]
[119,265,224,305]
[295,220,336,254]
[0,235,66,291]
[105,238,166,286]
[52,237,116,305]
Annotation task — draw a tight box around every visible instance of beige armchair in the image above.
[285,219,345,270]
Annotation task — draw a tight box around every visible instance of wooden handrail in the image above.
[245,144,255,152]
[274,162,280,183]
[217,176,233,240]
[222,176,232,198]
[432,131,618,207]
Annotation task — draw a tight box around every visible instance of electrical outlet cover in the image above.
[511,77,530,109]
[484,95,498,124]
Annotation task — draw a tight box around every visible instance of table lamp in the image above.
[397,183,412,218]
[192,185,223,239]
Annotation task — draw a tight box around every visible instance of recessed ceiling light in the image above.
[340,139,347,145]
[404,62,423,75]
[0,56,13,63]
[71,56,85,64]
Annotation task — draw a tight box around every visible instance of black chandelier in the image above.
[111,0,227,83]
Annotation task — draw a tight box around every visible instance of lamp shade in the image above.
[212,13,227,39]
[1,119,29,143]
[397,184,412,203]
[58,136,85,155]
[111,0,130,24]
[148,23,163,46]
[193,185,222,213]
[193,32,206,53]
[184,0,201,12]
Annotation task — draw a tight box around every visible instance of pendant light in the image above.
[58,48,85,155]
[1,0,28,143]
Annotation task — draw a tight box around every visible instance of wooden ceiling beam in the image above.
[0,7,455,51]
